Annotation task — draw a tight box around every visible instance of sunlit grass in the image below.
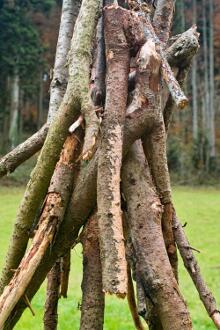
[0,186,219,329]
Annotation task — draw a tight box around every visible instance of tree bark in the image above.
[0,131,82,328]
[47,0,81,123]
[192,0,198,141]
[80,214,105,330]
[9,72,19,149]
[173,213,220,329]
[0,0,99,294]
[43,261,61,330]
[121,141,192,330]
[60,251,71,298]
[0,124,49,178]
[2,30,199,329]
[97,5,131,297]
[208,0,215,158]
[153,0,174,45]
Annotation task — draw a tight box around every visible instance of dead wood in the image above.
[141,7,188,109]
[0,0,81,181]
[43,261,61,330]
[0,0,99,295]
[173,213,220,329]
[47,0,80,123]
[164,26,200,131]
[97,5,132,297]
[0,124,48,179]
[0,132,82,328]
[127,266,145,330]
[153,0,174,45]
[60,251,71,298]
[3,28,199,329]
[121,141,192,330]
[80,214,104,330]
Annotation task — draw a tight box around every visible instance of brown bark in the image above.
[121,141,192,330]
[153,0,174,45]
[173,213,220,329]
[164,26,199,131]
[142,10,188,108]
[3,30,199,329]
[43,261,61,330]
[0,0,99,295]
[97,6,131,296]
[60,251,71,298]
[80,214,105,330]
[91,15,106,107]
[0,132,82,329]
[0,124,48,178]
[127,266,145,330]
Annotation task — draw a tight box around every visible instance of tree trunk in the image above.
[2,26,200,330]
[9,71,19,149]
[192,0,198,141]
[208,0,215,159]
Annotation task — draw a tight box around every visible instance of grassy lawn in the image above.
[0,186,219,329]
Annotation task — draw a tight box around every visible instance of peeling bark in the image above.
[0,132,82,328]
[80,214,104,330]
[141,9,188,108]
[0,0,99,294]
[97,6,131,296]
[43,261,61,330]
[3,30,199,329]
[121,141,192,330]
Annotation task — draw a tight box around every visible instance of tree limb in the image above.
[0,0,99,294]
[0,124,48,179]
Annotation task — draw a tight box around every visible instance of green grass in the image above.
[0,186,219,329]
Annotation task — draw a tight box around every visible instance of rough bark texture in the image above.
[80,214,104,330]
[3,31,199,329]
[173,213,220,329]
[43,261,61,330]
[121,141,192,330]
[0,132,82,328]
[91,15,106,107]
[60,251,71,298]
[47,0,80,123]
[142,9,188,109]
[127,266,145,330]
[97,6,131,296]
[0,0,99,294]
[0,124,48,178]
[161,203,178,280]
[153,0,174,45]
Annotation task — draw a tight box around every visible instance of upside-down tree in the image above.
[0,0,219,329]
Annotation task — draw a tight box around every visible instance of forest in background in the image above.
[0,0,219,183]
